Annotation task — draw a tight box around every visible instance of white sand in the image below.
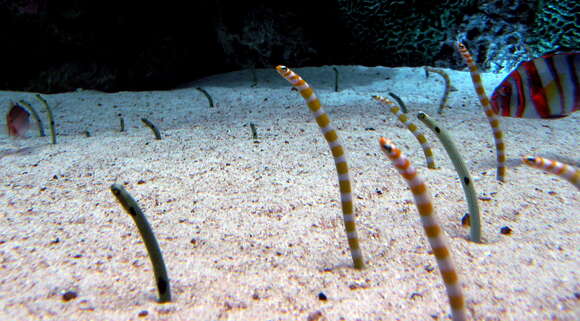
[0,66,578,320]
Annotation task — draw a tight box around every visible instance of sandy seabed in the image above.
[0,66,578,320]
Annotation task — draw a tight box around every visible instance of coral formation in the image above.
[529,0,580,55]
[337,0,476,67]
[214,2,339,69]
[457,0,535,72]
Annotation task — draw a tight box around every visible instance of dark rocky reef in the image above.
[336,0,478,69]
[0,0,577,93]
[458,0,536,72]
[528,0,579,54]
[0,0,223,92]
[458,0,579,72]
[337,0,578,73]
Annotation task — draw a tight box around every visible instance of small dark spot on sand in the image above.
[138,310,149,317]
[318,292,327,301]
[62,291,78,301]
[500,226,512,235]
[461,214,470,227]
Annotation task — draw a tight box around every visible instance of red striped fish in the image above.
[490,52,579,119]
[6,103,30,137]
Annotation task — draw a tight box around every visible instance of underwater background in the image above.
[0,1,578,320]
[0,0,578,93]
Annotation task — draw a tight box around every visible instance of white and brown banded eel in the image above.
[373,95,436,169]
[456,42,507,182]
[276,65,364,269]
[379,137,467,321]
[523,156,580,190]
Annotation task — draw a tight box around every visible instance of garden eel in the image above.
[379,137,467,321]
[456,42,507,182]
[523,156,579,190]
[373,95,436,169]
[276,65,364,269]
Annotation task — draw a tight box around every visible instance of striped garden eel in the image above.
[523,156,579,190]
[275,65,364,269]
[456,42,507,182]
[379,137,467,321]
[372,95,436,169]
[425,67,452,115]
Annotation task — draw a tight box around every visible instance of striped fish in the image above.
[490,52,579,119]
[6,103,30,137]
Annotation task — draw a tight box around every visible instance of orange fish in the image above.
[6,103,30,137]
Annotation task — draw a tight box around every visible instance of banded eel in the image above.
[456,42,507,182]
[523,156,580,190]
[373,95,436,169]
[425,67,452,115]
[275,65,365,269]
[379,137,467,321]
